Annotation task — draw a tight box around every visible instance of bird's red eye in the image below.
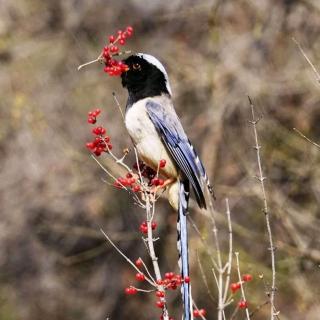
[133,63,141,71]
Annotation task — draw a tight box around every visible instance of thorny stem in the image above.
[235,252,250,320]
[248,96,277,320]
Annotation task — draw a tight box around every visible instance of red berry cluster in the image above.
[193,308,207,318]
[135,273,145,281]
[230,273,253,293]
[238,300,248,309]
[125,286,137,295]
[139,221,157,234]
[87,108,101,124]
[155,272,190,291]
[230,273,252,310]
[133,159,167,186]
[113,173,142,191]
[102,26,134,76]
[86,109,113,156]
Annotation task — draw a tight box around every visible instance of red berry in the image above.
[139,223,148,234]
[156,300,164,308]
[109,35,115,43]
[125,287,137,295]
[151,221,157,230]
[133,185,141,192]
[199,309,206,317]
[242,274,253,282]
[110,46,119,53]
[230,282,241,293]
[125,287,131,295]
[165,272,174,280]
[184,276,190,283]
[159,159,166,168]
[156,291,165,298]
[151,178,160,186]
[128,177,136,185]
[135,273,145,281]
[193,310,200,317]
[126,173,133,178]
[113,181,122,189]
[86,142,95,150]
[87,117,96,124]
[127,26,133,33]
[135,258,143,267]
[119,39,125,45]
[156,279,163,285]
[238,300,248,309]
[158,179,164,186]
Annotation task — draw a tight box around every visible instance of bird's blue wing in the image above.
[146,100,206,208]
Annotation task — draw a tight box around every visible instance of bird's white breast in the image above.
[125,97,178,178]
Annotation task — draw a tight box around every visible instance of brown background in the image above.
[0,0,320,319]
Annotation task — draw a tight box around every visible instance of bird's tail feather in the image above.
[177,181,193,320]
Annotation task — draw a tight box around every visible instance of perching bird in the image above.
[121,53,213,320]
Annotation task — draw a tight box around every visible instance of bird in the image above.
[121,53,214,320]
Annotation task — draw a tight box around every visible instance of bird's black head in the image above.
[121,54,172,104]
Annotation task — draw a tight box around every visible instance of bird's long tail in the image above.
[177,180,193,320]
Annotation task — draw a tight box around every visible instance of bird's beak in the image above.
[123,65,130,72]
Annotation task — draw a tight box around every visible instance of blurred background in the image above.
[1,0,320,319]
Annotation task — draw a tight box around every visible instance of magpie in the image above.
[121,53,213,320]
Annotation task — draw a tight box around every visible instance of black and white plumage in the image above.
[121,53,213,320]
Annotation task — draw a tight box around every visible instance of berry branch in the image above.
[235,252,250,320]
[78,26,134,76]
[84,94,200,320]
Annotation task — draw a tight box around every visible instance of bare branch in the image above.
[293,127,320,149]
[292,37,320,84]
[248,96,277,319]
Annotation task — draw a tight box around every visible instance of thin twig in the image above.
[222,198,233,305]
[250,300,269,318]
[292,37,320,84]
[188,215,219,271]
[293,127,320,149]
[207,197,223,320]
[248,96,277,320]
[140,257,156,284]
[235,252,250,320]
[100,229,155,287]
[112,92,125,122]
[196,251,216,303]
